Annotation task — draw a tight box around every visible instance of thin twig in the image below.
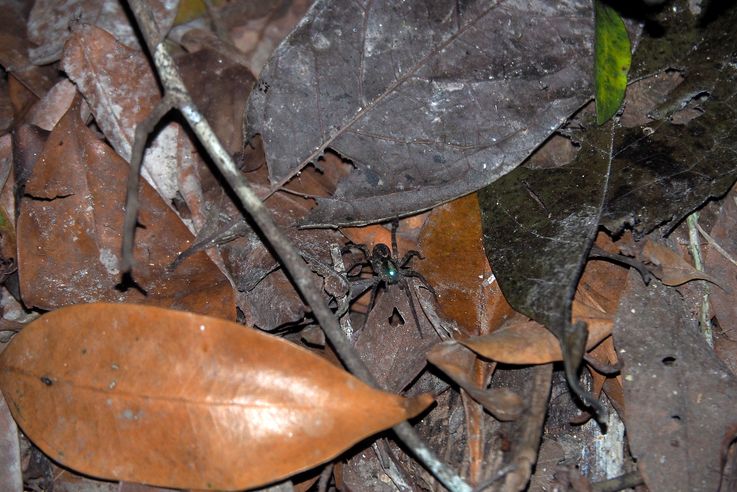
[687,212,713,347]
[123,2,470,490]
[329,243,354,339]
[501,364,553,492]
[695,221,737,268]
[373,440,414,491]
[121,95,174,273]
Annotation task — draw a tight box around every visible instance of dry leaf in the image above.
[459,301,612,365]
[702,189,737,341]
[614,272,737,491]
[16,98,234,319]
[0,303,432,490]
[641,238,725,288]
[418,194,515,337]
[62,24,189,206]
[28,0,178,65]
[460,233,628,365]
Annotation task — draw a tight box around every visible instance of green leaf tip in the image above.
[594,0,631,125]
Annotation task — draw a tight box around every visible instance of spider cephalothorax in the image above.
[343,221,436,336]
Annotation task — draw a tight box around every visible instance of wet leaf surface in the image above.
[614,272,737,491]
[247,0,595,227]
[0,303,431,490]
[479,1,737,412]
[16,99,234,319]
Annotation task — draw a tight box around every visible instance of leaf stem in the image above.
[123,2,470,490]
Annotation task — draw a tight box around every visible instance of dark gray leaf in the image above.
[479,122,613,418]
[246,0,595,226]
[478,0,737,416]
[614,271,737,491]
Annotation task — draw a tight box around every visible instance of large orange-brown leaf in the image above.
[16,98,234,319]
[0,303,431,490]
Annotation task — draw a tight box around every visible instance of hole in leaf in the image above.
[662,356,676,366]
[388,308,405,327]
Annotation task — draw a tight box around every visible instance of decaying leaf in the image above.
[353,274,438,392]
[247,0,595,227]
[459,242,625,366]
[0,391,21,492]
[27,0,178,65]
[614,272,737,491]
[0,303,432,490]
[640,238,725,288]
[16,98,234,319]
[704,185,737,342]
[62,24,187,205]
[24,79,76,131]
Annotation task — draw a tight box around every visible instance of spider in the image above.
[342,220,437,337]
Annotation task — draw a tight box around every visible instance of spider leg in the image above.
[399,250,423,268]
[341,243,371,276]
[390,219,400,257]
[400,269,437,298]
[342,243,371,259]
[367,278,384,313]
[335,277,377,318]
[398,277,424,337]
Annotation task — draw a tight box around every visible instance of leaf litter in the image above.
[0,0,736,490]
